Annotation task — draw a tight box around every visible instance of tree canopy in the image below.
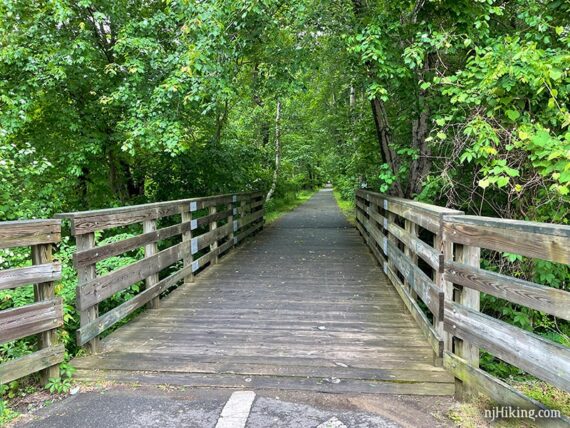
[1,0,568,222]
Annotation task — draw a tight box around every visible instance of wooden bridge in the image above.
[70,190,454,395]
[1,189,569,424]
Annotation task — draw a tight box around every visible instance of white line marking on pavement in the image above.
[215,391,256,428]
[317,416,347,428]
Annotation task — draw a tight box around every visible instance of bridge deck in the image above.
[73,190,454,395]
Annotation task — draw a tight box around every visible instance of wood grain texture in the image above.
[386,240,443,320]
[76,265,194,345]
[31,243,60,383]
[0,298,63,344]
[73,220,193,268]
[443,216,570,264]
[143,219,160,310]
[0,219,60,249]
[388,222,440,271]
[444,301,570,393]
[444,352,570,428]
[76,241,190,310]
[57,192,261,235]
[0,263,61,290]
[357,190,462,234]
[76,232,100,353]
[385,264,443,357]
[445,260,570,321]
[0,344,65,385]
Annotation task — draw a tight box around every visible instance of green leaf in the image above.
[559,171,570,184]
[549,69,563,81]
[496,176,509,188]
[505,110,520,121]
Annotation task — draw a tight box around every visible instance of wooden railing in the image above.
[355,190,462,362]
[441,215,570,415]
[0,220,64,385]
[56,191,264,352]
[356,189,570,421]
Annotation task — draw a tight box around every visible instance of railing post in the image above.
[239,198,247,238]
[404,219,419,300]
[76,232,100,354]
[386,211,397,274]
[209,205,218,264]
[228,195,236,247]
[181,204,194,283]
[31,242,60,384]
[453,243,480,400]
[434,232,453,367]
[143,219,160,309]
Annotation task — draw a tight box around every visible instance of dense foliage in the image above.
[0,0,568,410]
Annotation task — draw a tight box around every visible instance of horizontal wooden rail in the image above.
[0,220,63,385]
[356,190,570,425]
[441,214,570,420]
[56,191,265,350]
[356,189,462,361]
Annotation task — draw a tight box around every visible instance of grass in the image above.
[0,400,19,426]
[447,395,539,427]
[333,190,355,224]
[511,379,570,416]
[264,189,316,224]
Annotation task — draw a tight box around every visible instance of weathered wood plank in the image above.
[76,232,99,353]
[386,240,443,320]
[31,243,60,383]
[195,208,232,230]
[181,206,194,284]
[357,190,462,234]
[0,220,60,249]
[445,261,570,321]
[73,370,455,396]
[444,352,570,428]
[77,265,194,345]
[235,220,263,244]
[0,263,61,290]
[443,216,570,264]
[237,209,265,229]
[191,239,234,273]
[209,205,219,264]
[73,220,193,268]
[385,264,443,358]
[74,352,452,382]
[57,192,260,235]
[0,344,65,385]
[143,219,160,310]
[0,298,63,344]
[76,241,190,310]
[444,301,570,392]
[67,205,182,236]
[388,222,440,271]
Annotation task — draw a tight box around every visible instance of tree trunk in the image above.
[406,54,433,197]
[266,99,282,202]
[370,98,404,197]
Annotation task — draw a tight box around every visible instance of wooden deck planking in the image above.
[73,190,454,395]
